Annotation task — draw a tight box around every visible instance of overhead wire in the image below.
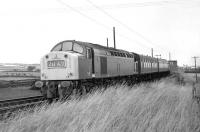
[96,0,200,9]
[56,0,152,50]
[56,0,198,57]
[86,0,172,56]
[70,0,200,13]
[56,0,111,31]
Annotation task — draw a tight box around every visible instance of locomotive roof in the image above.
[56,40,168,62]
[63,40,132,54]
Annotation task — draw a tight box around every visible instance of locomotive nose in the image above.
[40,52,79,80]
[42,52,69,69]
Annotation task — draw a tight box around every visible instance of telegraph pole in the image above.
[192,56,199,82]
[155,54,161,72]
[151,48,153,57]
[113,27,116,49]
[106,38,109,47]
[169,52,171,61]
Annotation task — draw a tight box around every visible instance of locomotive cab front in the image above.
[40,41,85,81]
[38,40,94,99]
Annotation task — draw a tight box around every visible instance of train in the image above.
[36,40,177,100]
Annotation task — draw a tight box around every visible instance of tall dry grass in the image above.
[0,77,200,132]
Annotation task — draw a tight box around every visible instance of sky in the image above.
[0,0,200,66]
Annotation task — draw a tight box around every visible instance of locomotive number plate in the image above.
[47,60,66,68]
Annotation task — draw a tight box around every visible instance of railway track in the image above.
[0,96,45,120]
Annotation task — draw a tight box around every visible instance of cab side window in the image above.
[86,48,92,59]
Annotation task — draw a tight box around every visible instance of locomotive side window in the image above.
[86,48,92,59]
[73,43,83,53]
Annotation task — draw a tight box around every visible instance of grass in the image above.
[0,76,200,132]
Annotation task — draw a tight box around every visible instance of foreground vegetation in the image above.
[0,76,200,132]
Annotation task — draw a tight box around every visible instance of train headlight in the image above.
[45,55,49,59]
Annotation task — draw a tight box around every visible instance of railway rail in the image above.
[0,96,45,120]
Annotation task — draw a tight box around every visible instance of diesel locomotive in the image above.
[36,40,177,99]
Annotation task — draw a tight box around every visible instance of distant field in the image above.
[0,75,200,132]
[0,77,38,81]
[0,71,40,78]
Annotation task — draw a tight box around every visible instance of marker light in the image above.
[64,54,68,58]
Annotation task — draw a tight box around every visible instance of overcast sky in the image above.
[0,0,200,66]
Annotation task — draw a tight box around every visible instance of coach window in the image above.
[110,51,113,56]
[112,52,115,56]
[147,61,148,68]
[73,43,83,54]
[123,53,126,57]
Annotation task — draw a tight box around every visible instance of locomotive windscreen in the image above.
[51,41,83,54]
